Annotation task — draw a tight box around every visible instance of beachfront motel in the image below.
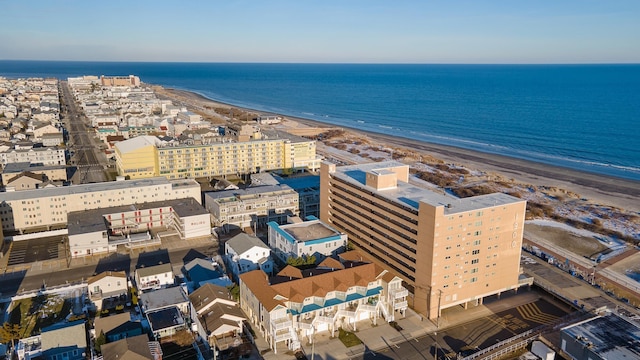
[114,130,322,180]
[319,160,532,320]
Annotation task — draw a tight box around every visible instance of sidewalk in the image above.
[251,292,539,360]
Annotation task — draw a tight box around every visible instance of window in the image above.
[471,259,479,264]
[472,249,480,255]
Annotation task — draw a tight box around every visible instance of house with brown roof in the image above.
[101,334,161,360]
[93,312,143,343]
[188,284,247,357]
[4,171,45,190]
[239,255,408,354]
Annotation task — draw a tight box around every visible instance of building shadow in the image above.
[94,253,132,276]
[0,269,28,299]
[182,249,208,265]
[135,248,170,269]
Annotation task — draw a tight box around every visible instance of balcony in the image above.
[313,315,333,325]
[274,329,293,342]
[394,300,408,310]
[271,317,292,331]
[357,304,376,314]
[391,288,408,299]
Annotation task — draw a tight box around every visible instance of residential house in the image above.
[40,132,64,147]
[101,334,162,360]
[239,255,408,354]
[225,232,273,281]
[267,216,347,263]
[135,263,174,292]
[41,320,87,360]
[146,306,186,340]
[87,271,128,311]
[183,257,230,289]
[4,172,45,191]
[30,123,59,140]
[139,286,190,315]
[0,162,67,183]
[94,313,143,343]
[189,283,247,357]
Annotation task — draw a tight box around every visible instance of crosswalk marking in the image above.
[516,303,558,324]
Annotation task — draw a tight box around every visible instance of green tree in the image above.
[227,284,240,301]
[94,330,106,352]
[285,255,317,267]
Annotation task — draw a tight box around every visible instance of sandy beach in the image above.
[154,85,640,214]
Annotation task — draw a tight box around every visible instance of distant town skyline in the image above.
[2,0,639,64]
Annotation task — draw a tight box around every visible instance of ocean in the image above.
[2,61,639,181]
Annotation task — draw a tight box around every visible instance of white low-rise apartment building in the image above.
[239,252,408,354]
[268,216,347,263]
[67,198,210,258]
[205,184,299,231]
[0,177,201,235]
[0,146,66,166]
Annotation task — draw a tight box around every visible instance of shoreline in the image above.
[155,85,640,212]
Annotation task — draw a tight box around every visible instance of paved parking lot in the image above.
[6,236,63,266]
[440,295,569,354]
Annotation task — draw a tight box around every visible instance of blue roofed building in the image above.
[268,216,347,263]
[183,257,231,289]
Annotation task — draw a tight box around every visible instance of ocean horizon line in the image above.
[2,59,640,66]
[1,61,637,182]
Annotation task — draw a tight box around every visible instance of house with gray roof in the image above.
[224,232,273,281]
[135,263,174,292]
[41,320,87,360]
[139,286,190,315]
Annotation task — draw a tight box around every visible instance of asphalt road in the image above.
[0,244,216,298]
[59,81,108,184]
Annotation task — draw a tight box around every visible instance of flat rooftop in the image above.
[147,306,184,331]
[331,161,523,214]
[268,217,344,244]
[205,184,295,202]
[67,197,205,236]
[562,313,640,359]
[0,177,197,202]
[2,162,67,173]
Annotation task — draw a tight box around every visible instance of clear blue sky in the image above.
[2,0,639,63]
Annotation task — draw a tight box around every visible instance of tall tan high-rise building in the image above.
[320,161,529,320]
